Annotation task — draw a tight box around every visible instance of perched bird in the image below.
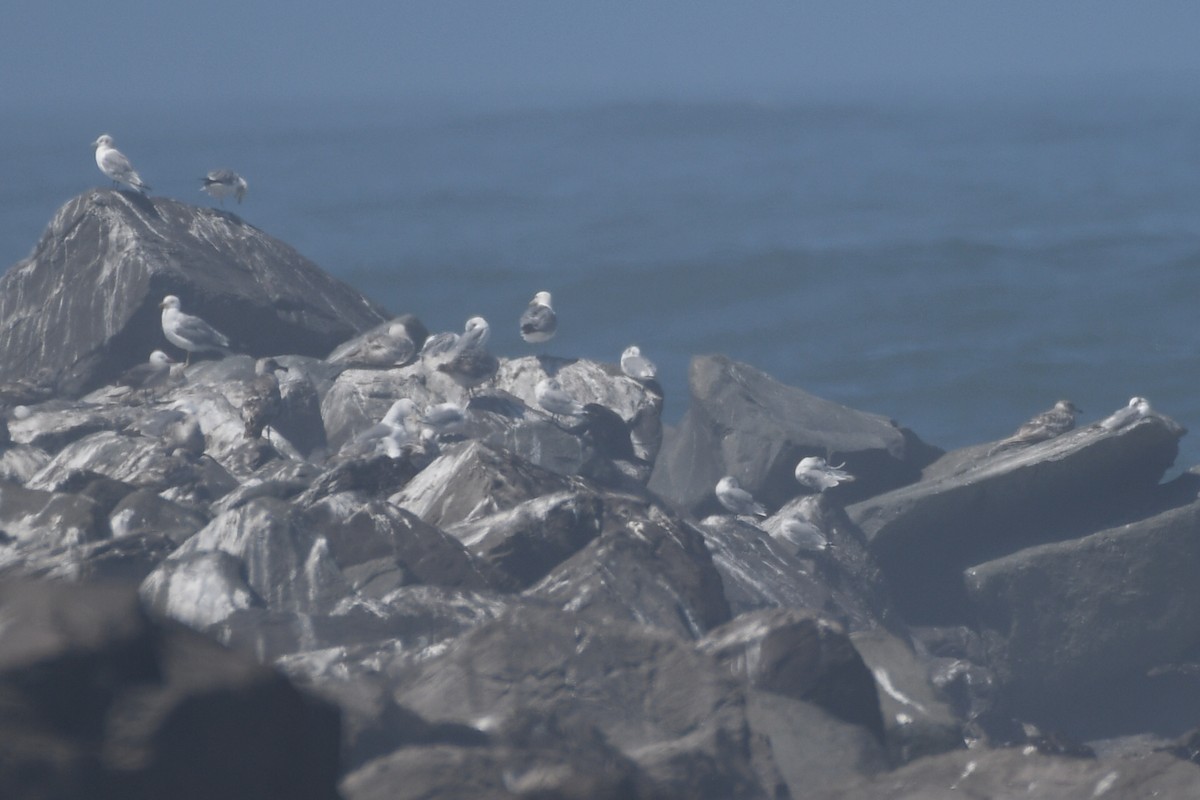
[715,475,768,517]
[338,398,420,459]
[327,320,417,370]
[243,358,287,440]
[435,317,497,396]
[991,399,1081,453]
[794,457,856,492]
[1099,396,1151,431]
[519,291,557,344]
[92,134,151,194]
[422,316,488,371]
[201,169,248,205]
[420,402,468,439]
[117,350,177,394]
[777,515,832,554]
[160,295,232,365]
[535,377,587,418]
[620,345,658,382]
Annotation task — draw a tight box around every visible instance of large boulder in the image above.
[0,190,388,394]
[964,481,1200,718]
[0,579,341,800]
[848,410,1185,622]
[649,355,939,517]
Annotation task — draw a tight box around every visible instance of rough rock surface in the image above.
[0,190,388,394]
[650,354,940,516]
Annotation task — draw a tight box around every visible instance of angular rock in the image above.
[964,487,1200,716]
[444,490,604,589]
[140,550,264,629]
[0,579,341,800]
[649,355,938,517]
[0,442,50,484]
[849,411,1185,622]
[0,482,108,554]
[527,494,730,638]
[109,489,208,543]
[0,190,388,394]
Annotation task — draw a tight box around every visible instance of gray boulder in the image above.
[0,189,387,395]
[849,409,1185,622]
[649,355,939,517]
[964,482,1200,715]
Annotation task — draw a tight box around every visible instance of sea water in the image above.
[3,83,1200,467]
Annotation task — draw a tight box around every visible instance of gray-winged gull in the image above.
[620,345,657,382]
[519,291,557,344]
[201,169,248,205]
[715,475,767,517]
[435,317,497,396]
[795,457,856,492]
[534,377,586,418]
[92,134,151,194]
[1098,396,1151,431]
[117,350,177,393]
[160,295,232,365]
[328,320,417,370]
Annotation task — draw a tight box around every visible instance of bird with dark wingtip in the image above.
[519,291,557,344]
[991,399,1081,454]
[92,134,151,194]
[201,169,248,206]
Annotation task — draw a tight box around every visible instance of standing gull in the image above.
[795,457,856,493]
[715,476,767,518]
[620,345,658,382]
[243,358,287,440]
[92,135,151,194]
[160,295,232,365]
[435,317,498,397]
[201,169,248,206]
[519,291,557,344]
[991,399,1081,454]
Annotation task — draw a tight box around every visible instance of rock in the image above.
[528,493,731,638]
[827,747,1200,800]
[444,490,604,589]
[849,410,1185,622]
[0,579,341,800]
[141,550,264,629]
[850,629,964,764]
[109,489,208,543]
[0,442,50,484]
[649,355,939,517]
[964,485,1200,717]
[0,482,108,554]
[391,605,767,798]
[0,190,389,395]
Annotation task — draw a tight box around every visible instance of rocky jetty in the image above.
[3,191,1200,798]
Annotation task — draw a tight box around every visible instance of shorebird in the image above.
[519,291,557,344]
[794,457,856,492]
[160,295,232,365]
[201,169,248,205]
[92,134,151,194]
[991,399,1081,454]
[715,475,767,517]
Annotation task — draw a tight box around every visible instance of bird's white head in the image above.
[92,134,114,149]
[148,350,174,366]
[623,345,641,358]
[716,476,738,492]
[463,316,490,345]
[160,295,181,311]
[382,398,419,426]
[533,291,553,307]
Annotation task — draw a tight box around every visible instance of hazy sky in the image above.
[5,2,1200,109]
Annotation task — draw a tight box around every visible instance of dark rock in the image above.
[849,629,964,764]
[109,489,208,543]
[0,190,388,394]
[298,453,422,506]
[649,355,939,517]
[699,609,886,742]
[527,493,731,638]
[0,482,108,559]
[14,533,180,584]
[827,747,1200,799]
[849,411,1185,622]
[444,490,604,589]
[0,579,341,800]
[392,605,767,798]
[0,442,50,484]
[963,489,1200,718]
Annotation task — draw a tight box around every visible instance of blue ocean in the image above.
[4,83,1200,466]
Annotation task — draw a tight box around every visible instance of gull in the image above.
[420,402,467,439]
[795,457,856,492]
[117,350,178,395]
[435,317,497,396]
[160,295,232,365]
[92,134,151,194]
[777,515,832,553]
[991,399,1081,454]
[535,377,586,418]
[1098,396,1152,432]
[620,345,657,382]
[715,475,767,517]
[327,320,417,370]
[201,169,248,206]
[243,358,288,440]
[519,291,557,344]
[422,316,489,370]
[339,398,420,459]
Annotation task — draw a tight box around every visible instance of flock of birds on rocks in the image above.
[78,133,1159,550]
